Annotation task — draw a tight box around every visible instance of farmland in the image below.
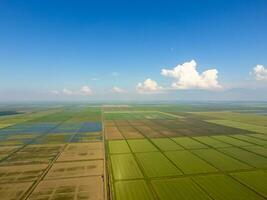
[0,105,106,200]
[1,103,267,199]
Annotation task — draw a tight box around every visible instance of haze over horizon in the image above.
[1,0,267,101]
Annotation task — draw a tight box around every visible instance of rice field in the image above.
[0,103,267,199]
[104,106,267,200]
[0,106,105,200]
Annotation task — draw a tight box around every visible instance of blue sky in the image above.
[0,0,267,101]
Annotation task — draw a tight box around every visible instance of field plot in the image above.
[159,129,182,137]
[0,181,34,200]
[118,126,144,139]
[192,111,267,127]
[172,137,208,149]
[4,134,39,140]
[0,122,58,135]
[165,150,217,174]
[211,135,254,147]
[242,146,267,158]
[103,111,181,139]
[1,144,63,165]
[110,154,143,180]
[127,139,158,153]
[57,142,104,162]
[231,170,267,198]
[0,133,40,146]
[152,177,212,200]
[207,119,267,134]
[28,176,104,200]
[135,152,181,177]
[0,146,21,160]
[153,117,255,136]
[248,133,267,141]
[51,122,82,133]
[134,126,163,138]
[45,160,103,179]
[193,136,232,148]
[108,140,131,154]
[104,126,124,140]
[193,174,265,200]
[33,133,74,144]
[230,134,267,146]
[219,147,267,168]
[78,122,102,133]
[115,180,154,200]
[104,111,174,120]
[0,164,47,183]
[151,138,184,151]
[192,148,251,171]
[71,131,103,142]
[0,139,25,146]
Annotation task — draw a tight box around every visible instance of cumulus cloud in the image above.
[80,85,92,95]
[111,86,125,93]
[62,88,74,95]
[252,65,267,81]
[136,78,163,93]
[161,60,222,90]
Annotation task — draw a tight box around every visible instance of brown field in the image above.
[0,182,33,200]
[0,164,47,184]
[1,144,63,165]
[45,160,103,180]
[28,176,104,200]
[104,126,124,140]
[57,142,104,162]
[0,146,21,159]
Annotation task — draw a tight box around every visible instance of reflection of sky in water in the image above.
[78,122,102,133]
[0,123,58,134]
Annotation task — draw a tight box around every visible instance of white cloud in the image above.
[253,65,267,81]
[62,88,74,95]
[136,78,163,93]
[111,86,125,93]
[80,85,92,95]
[161,60,222,90]
[50,90,60,95]
[51,86,92,96]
